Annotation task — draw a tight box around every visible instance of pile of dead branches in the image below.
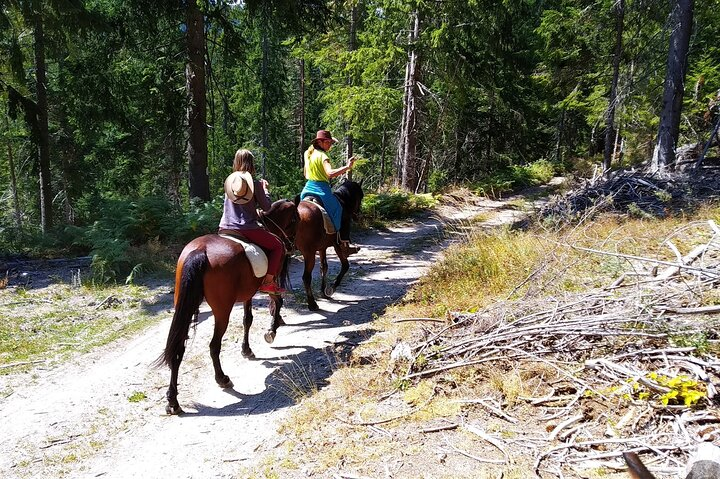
[398,220,720,477]
[540,169,720,224]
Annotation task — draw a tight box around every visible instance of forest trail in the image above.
[0,186,555,479]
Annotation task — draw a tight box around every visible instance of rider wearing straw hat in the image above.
[219,149,286,294]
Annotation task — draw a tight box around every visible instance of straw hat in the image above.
[224,171,255,205]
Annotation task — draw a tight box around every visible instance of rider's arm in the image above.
[324,156,356,178]
[255,179,272,212]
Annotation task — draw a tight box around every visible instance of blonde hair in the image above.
[233,149,256,175]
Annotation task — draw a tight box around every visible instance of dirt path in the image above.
[0,189,547,479]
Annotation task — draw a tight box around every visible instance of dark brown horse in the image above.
[295,179,364,311]
[158,199,299,415]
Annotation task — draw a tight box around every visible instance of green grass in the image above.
[0,283,169,373]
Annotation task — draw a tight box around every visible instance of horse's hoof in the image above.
[324,286,335,297]
[217,376,234,389]
[242,349,256,359]
[166,403,184,415]
[264,331,276,343]
[308,302,319,311]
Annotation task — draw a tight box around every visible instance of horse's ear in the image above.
[293,195,301,206]
[358,178,364,188]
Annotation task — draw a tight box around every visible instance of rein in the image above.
[260,208,296,253]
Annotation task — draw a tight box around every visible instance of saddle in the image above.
[302,196,336,235]
[217,232,268,278]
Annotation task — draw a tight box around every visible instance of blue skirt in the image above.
[300,180,342,231]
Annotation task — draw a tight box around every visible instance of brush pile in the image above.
[400,219,720,477]
[540,169,720,224]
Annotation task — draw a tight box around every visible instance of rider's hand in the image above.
[260,178,270,193]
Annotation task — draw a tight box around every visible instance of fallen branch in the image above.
[562,243,720,278]
[652,305,720,314]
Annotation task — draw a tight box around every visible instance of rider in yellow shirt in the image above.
[300,130,359,254]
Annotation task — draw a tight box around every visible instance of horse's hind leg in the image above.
[241,300,255,359]
[320,249,332,298]
[166,347,185,415]
[264,294,285,343]
[302,252,319,311]
[209,305,233,388]
[330,246,351,293]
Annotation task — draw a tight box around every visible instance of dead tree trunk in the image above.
[33,1,52,231]
[603,0,624,174]
[651,0,694,172]
[397,9,420,192]
[3,115,22,231]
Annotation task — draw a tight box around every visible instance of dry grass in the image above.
[257,199,720,478]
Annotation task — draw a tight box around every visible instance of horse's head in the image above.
[335,179,364,221]
[261,199,300,251]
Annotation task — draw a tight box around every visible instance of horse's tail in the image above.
[155,249,208,368]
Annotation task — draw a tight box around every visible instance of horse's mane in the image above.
[264,198,292,215]
[334,180,363,207]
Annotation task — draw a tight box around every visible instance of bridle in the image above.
[260,203,297,253]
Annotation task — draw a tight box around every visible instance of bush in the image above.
[361,190,437,223]
[472,159,557,198]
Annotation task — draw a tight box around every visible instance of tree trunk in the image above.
[603,0,624,174]
[380,128,386,187]
[3,116,22,231]
[261,21,269,178]
[555,108,565,163]
[298,59,305,169]
[345,4,359,182]
[33,0,52,231]
[651,0,694,172]
[398,9,420,192]
[185,0,210,201]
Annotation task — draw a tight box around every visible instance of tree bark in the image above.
[3,116,22,231]
[298,59,305,169]
[33,0,52,231]
[185,0,210,201]
[398,9,420,192]
[261,19,269,178]
[603,0,624,174]
[651,0,694,172]
[345,3,359,182]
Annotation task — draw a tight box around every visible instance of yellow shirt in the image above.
[304,147,330,182]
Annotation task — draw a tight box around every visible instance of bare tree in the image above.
[603,0,624,174]
[32,0,52,231]
[397,9,421,192]
[651,0,694,172]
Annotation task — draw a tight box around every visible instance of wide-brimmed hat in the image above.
[311,130,338,146]
[224,171,255,205]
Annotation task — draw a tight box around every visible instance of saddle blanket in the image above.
[302,198,335,235]
[218,234,268,278]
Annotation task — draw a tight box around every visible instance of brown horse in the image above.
[158,199,299,415]
[295,179,364,311]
